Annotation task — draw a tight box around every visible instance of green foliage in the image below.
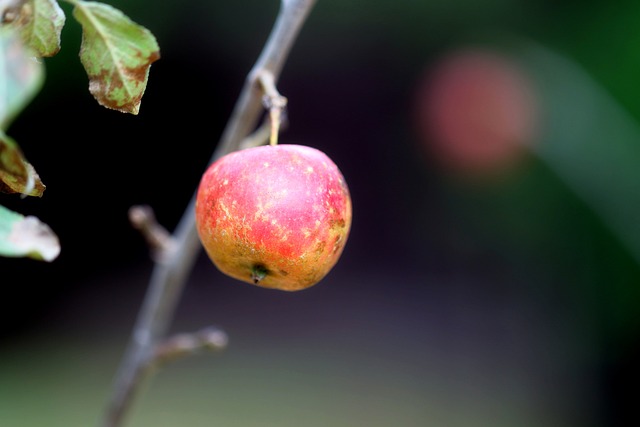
[0,26,45,197]
[8,0,66,57]
[0,203,59,260]
[0,130,45,196]
[0,25,44,131]
[72,1,160,114]
[0,0,160,261]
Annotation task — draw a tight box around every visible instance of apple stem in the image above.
[269,104,283,146]
[239,113,290,150]
[251,264,269,284]
[259,71,288,146]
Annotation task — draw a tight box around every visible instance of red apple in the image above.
[195,144,352,291]
[414,48,539,177]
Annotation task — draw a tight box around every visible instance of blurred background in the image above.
[1,0,638,426]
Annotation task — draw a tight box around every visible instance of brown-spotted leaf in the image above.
[0,27,44,130]
[0,130,45,196]
[72,1,160,114]
[0,204,60,261]
[5,0,66,57]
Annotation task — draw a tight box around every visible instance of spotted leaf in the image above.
[5,0,66,58]
[72,1,160,114]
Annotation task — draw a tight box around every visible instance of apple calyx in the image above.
[251,264,269,284]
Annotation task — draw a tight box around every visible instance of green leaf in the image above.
[0,27,45,130]
[5,0,66,57]
[0,130,45,196]
[508,39,640,265]
[0,204,60,261]
[72,1,160,114]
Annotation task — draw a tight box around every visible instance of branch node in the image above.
[128,205,177,263]
[149,326,229,369]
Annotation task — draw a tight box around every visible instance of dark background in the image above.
[1,1,638,426]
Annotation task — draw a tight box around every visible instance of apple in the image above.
[195,144,352,291]
[413,47,539,178]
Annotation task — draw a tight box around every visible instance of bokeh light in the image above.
[413,46,539,180]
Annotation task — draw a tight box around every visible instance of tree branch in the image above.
[98,2,317,427]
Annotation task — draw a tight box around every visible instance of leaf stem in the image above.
[98,2,317,427]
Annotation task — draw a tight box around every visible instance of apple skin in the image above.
[195,144,352,291]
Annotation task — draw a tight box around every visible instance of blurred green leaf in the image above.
[0,204,59,261]
[0,130,45,196]
[72,1,160,114]
[5,0,66,57]
[0,26,45,130]
[0,28,45,196]
[513,41,640,265]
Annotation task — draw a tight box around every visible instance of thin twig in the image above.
[99,2,317,427]
[128,205,176,263]
[150,326,229,369]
